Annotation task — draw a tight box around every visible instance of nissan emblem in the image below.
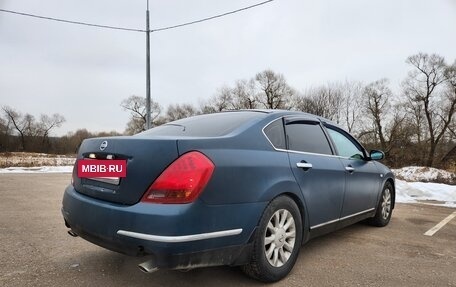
[100,140,108,151]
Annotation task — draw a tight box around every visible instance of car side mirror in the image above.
[369,150,385,160]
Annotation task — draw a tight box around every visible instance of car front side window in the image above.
[326,127,365,160]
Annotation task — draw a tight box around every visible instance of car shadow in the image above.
[63,249,262,286]
[61,222,376,286]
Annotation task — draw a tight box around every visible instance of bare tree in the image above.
[363,79,391,150]
[199,102,217,115]
[255,70,294,109]
[121,95,161,135]
[163,103,197,122]
[405,98,425,144]
[38,113,66,146]
[199,86,233,114]
[403,53,456,166]
[341,81,364,133]
[0,115,9,136]
[293,93,315,114]
[205,70,293,113]
[65,129,92,153]
[440,61,456,167]
[0,115,9,151]
[231,79,258,109]
[295,83,344,122]
[1,106,38,150]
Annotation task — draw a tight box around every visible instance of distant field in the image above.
[0,152,76,168]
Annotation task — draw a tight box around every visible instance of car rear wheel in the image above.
[241,196,302,282]
[368,182,393,227]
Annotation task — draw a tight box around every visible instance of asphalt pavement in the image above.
[1,173,455,287]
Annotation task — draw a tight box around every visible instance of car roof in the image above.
[223,109,347,132]
[225,109,331,122]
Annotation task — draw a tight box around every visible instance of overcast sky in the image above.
[1,0,455,136]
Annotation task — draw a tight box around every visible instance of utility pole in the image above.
[145,0,151,129]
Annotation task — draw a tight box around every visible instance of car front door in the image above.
[284,118,346,231]
[325,126,381,218]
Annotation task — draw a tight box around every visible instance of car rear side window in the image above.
[264,119,286,149]
[285,122,332,155]
[138,111,266,137]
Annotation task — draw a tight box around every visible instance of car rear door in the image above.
[324,125,381,218]
[284,117,346,231]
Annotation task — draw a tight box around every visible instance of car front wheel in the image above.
[368,182,393,227]
[241,195,303,282]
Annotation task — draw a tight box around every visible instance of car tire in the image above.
[368,182,393,227]
[241,195,303,282]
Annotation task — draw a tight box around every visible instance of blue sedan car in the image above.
[62,110,395,282]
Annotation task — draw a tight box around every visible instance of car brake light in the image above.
[141,151,215,204]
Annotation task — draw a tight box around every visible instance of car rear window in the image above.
[138,111,266,137]
[264,118,286,149]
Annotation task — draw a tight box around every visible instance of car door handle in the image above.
[296,162,313,169]
[345,166,355,172]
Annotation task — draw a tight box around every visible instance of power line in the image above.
[0,8,146,32]
[0,0,274,33]
[150,0,274,32]
[1,0,275,130]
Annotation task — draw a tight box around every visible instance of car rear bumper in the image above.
[62,184,265,268]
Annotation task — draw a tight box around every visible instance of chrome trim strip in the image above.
[117,228,243,243]
[89,177,120,185]
[261,116,366,160]
[339,208,375,221]
[287,148,368,160]
[285,148,340,158]
[310,218,339,229]
[261,117,340,158]
[261,116,369,161]
[310,208,376,230]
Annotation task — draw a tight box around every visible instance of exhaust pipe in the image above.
[138,259,158,273]
[67,230,78,237]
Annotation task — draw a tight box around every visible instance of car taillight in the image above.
[141,151,215,204]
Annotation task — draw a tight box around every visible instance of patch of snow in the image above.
[0,166,73,173]
[395,179,456,208]
[392,166,455,184]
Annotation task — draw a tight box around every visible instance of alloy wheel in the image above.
[264,209,296,267]
[381,188,391,220]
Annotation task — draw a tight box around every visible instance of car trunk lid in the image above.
[72,136,178,205]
